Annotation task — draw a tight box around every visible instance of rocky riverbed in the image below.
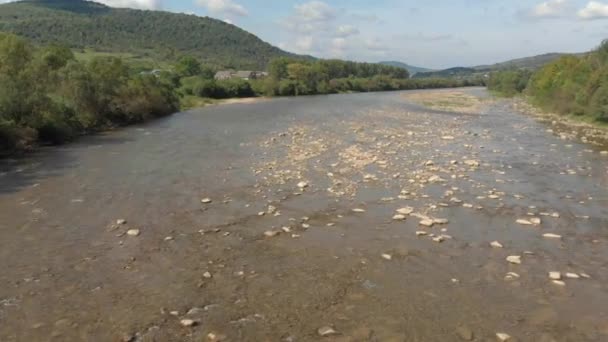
[0,88,607,341]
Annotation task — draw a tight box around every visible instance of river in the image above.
[1,88,607,341]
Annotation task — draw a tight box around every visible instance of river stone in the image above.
[416,231,428,236]
[352,208,366,213]
[297,181,309,189]
[116,219,127,225]
[530,217,542,225]
[456,326,474,341]
[392,214,406,221]
[201,198,212,204]
[490,241,503,248]
[496,332,511,341]
[552,280,566,286]
[506,256,521,264]
[549,272,561,280]
[464,160,480,167]
[264,230,281,237]
[565,272,580,279]
[317,326,339,337]
[420,219,434,227]
[127,229,140,237]
[381,253,392,260]
[516,219,533,225]
[543,233,562,239]
[396,207,414,215]
[180,319,197,327]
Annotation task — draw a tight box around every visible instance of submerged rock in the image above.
[127,229,140,237]
[201,198,212,204]
[490,241,503,248]
[496,332,511,341]
[549,272,561,280]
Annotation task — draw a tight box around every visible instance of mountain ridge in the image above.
[0,0,305,69]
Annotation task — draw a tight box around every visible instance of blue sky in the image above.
[6,0,608,68]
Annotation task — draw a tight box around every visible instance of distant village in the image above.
[213,70,269,81]
[141,69,269,81]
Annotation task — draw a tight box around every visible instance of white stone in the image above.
[116,219,127,225]
[552,280,566,286]
[392,214,406,221]
[416,231,428,236]
[381,254,392,260]
[201,198,212,204]
[419,219,434,227]
[516,219,533,225]
[297,181,309,189]
[396,207,414,215]
[490,241,503,248]
[496,332,511,341]
[543,233,562,239]
[127,229,140,237]
[506,256,521,264]
[549,272,561,280]
[565,272,580,279]
[180,319,197,327]
[352,208,366,213]
[317,326,339,337]
[264,230,281,237]
[530,217,541,225]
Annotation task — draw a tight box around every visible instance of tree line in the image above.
[0,33,178,152]
[1,33,483,154]
[487,40,608,123]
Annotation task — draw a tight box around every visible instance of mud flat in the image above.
[0,88,607,341]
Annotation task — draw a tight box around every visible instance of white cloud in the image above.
[528,0,569,18]
[196,0,248,17]
[294,36,315,54]
[294,1,335,22]
[336,25,359,37]
[578,1,608,19]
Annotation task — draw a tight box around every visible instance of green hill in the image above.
[378,61,433,75]
[0,0,302,69]
[473,53,581,71]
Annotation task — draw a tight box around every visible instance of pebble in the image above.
[600,151,608,155]
[396,207,414,215]
[317,326,339,337]
[203,271,212,279]
[416,231,428,236]
[264,230,281,237]
[420,219,434,227]
[543,233,562,239]
[381,253,393,260]
[530,217,542,225]
[516,219,533,225]
[297,181,309,189]
[552,280,566,286]
[496,332,511,341]
[116,219,127,225]
[201,198,212,204]
[490,241,503,248]
[505,272,520,280]
[549,272,561,280]
[506,256,521,264]
[392,214,406,221]
[352,208,366,213]
[127,229,140,237]
[565,273,580,279]
[180,319,197,327]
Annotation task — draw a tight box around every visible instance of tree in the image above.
[175,56,202,77]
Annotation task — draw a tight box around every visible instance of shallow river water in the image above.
[1,88,608,341]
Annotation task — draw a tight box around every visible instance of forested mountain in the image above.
[0,0,302,69]
[473,53,580,71]
[378,61,433,75]
[414,53,580,79]
[413,67,479,79]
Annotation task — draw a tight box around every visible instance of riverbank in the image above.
[510,97,608,148]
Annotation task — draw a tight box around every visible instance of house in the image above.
[214,70,268,81]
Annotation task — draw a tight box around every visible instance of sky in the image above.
[5,0,608,68]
